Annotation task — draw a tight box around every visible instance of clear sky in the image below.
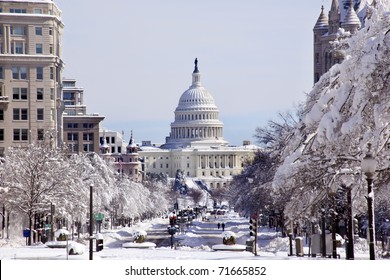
[54,0,328,146]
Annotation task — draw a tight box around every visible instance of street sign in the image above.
[23,229,30,237]
[94,213,104,221]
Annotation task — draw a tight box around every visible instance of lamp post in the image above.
[339,169,356,260]
[89,184,93,260]
[50,202,55,241]
[361,143,377,260]
[346,185,354,260]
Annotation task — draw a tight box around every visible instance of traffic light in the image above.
[246,218,258,255]
[249,218,257,237]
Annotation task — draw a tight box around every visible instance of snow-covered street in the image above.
[2,211,388,280]
[0,211,375,260]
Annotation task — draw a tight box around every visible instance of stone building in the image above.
[62,78,104,154]
[0,0,64,155]
[100,130,142,182]
[313,0,369,84]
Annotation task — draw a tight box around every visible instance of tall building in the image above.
[313,0,369,84]
[62,78,104,154]
[139,59,258,189]
[0,0,64,156]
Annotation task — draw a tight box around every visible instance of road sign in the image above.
[23,229,30,237]
[94,213,104,221]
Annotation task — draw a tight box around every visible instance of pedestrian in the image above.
[217,222,220,229]
[222,223,225,231]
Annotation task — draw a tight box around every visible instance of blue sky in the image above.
[55,0,328,146]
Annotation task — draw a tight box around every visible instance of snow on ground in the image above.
[0,211,376,260]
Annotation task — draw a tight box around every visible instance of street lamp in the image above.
[89,184,94,260]
[339,169,356,260]
[361,143,377,260]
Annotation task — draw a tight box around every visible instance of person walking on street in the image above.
[222,223,225,231]
[217,222,220,230]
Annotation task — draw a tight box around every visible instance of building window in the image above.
[37,108,44,120]
[13,129,28,141]
[34,8,43,14]
[83,123,93,129]
[0,129,4,141]
[50,67,54,79]
[111,147,115,153]
[35,27,42,36]
[50,88,54,100]
[0,66,3,79]
[118,147,122,153]
[49,44,53,54]
[10,42,25,54]
[12,67,18,79]
[49,27,53,36]
[83,133,94,141]
[12,66,27,79]
[10,9,26,13]
[0,109,3,121]
[20,67,27,79]
[37,88,44,100]
[13,108,28,120]
[10,26,26,35]
[67,123,78,129]
[12,88,28,100]
[67,133,78,141]
[36,44,43,54]
[37,67,43,80]
[37,129,44,140]
[84,144,94,152]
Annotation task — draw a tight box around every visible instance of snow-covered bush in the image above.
[222,231,236,245]
[132,230,147,243]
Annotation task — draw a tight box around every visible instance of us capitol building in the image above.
[134,59,258,189]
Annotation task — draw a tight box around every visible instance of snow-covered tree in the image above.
[174,169,187,194]
[143,174,172,217]
[64,152,118,229]
[229,111,299,221]
[272,1,390,228]
[0,144,77,244]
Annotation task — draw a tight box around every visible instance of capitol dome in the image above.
[177,68,218,111]
[162,59,228,149]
